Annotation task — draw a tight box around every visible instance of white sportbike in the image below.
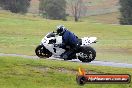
[35,32,97,62]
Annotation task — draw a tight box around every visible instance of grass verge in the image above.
[0,56,132,88]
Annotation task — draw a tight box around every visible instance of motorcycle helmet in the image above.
[56,25,66,35]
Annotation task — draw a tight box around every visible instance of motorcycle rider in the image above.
[55,25,80,60]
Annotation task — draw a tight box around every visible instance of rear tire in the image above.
[35,45,52,58]
[78,46,96,62]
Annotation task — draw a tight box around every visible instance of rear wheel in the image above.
[35,45,52,58]
[78,46,96,62]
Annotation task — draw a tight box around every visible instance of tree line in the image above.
[119,0,132,25]
[0,0,132,24]
[0,0,31,14]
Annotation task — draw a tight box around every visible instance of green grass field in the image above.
[0,11,132,63]
[0,56,132,88]
[86,12,120,24]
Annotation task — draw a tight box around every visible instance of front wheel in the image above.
[78,46,96,62]
[35,45,52,58]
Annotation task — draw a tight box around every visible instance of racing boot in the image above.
[61,51,73,60]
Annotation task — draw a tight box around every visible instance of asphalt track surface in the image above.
[0,53,132,68]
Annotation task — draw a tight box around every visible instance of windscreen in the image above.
[46,32,56,38]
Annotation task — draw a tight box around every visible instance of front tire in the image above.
[35,45,52,58]
[78,46,96,62]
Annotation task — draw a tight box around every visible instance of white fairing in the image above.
[56,36,63,44]
[41,32,97,57]
[41,33,65,56]
[81,37,97,46]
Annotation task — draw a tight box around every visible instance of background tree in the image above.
[119,0,132,25]
[0,0,31,14]
[67,0,87,22]
[39,0,67,20]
